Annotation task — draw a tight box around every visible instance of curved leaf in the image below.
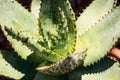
[0,50,24,79]
[82,62,120,80]
[2,27,33,60]
[36,49,87,75]
[67,58,116,80]
[0,0,39,33]
[76,6,120,66]
[76,0,116,36]
[57,0,77,54]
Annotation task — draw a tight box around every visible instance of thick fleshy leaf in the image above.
[0,50,24,79]
[36,49,87,75]
[82,63,120,80]
[76,0,116,36]
[67,58,116,80]
[56,0,77,54]
[1,50,37,80]
[39,0,76,57]
[0,0,41,48]
[2,27,33,60]
[75,6,120,66]
[0,0,39,33]
[31,0,41,18]
[3,26,63,62]
[33,72,65,80]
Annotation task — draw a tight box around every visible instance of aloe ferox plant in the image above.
[0,0,120,80]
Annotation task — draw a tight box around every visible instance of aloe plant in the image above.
[0,0,120,80]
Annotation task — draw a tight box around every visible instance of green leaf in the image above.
[56,0,77,54]
[31,0,41,18]
[0,50,24,79]
[76,0,116,36]
[2,27,33,60]
[36,50,87,75]
[67,57,116,80]
[33,72,66,80]
[0,0,39,35]
[39,0,59,42]
[76,6,120,66]
[1,50,38,80]
[82,62,120,80]
[0,0,42,54]
[3,26,62,63]
[39,0,76,57]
